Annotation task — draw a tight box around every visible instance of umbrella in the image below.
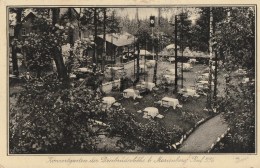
[166,44,180,50]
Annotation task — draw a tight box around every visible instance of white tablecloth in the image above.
[161,97,179,109]
[102,97,116,108]
[140,82,155,91]
[162,75,175,84]
[181,88,196,97]
[123,89,140,99]
[143,107,159,118]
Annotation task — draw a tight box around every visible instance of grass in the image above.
[110,88,209,133]
[105,63,213,133]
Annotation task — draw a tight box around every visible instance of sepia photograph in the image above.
[8,5,255,155]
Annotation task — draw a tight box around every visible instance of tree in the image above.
[16,8,69,79]
[9,74,105,153]
[189,7,226,52]
[9,8,23,77]
[214,7,255,71]
[215,7,255,152]
[80,8,120,70]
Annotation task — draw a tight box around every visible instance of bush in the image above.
[9,75,104,153]
[107,108,173,152]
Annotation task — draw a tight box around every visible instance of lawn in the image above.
[108,87,209,133]
[106,63,213,133]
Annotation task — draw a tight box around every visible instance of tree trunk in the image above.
[67,8,74,74]
[102,8,106,72]
[12,8,23,77]
[207,7,213,110]
[134,42,140,85]
[93,8,97,70]
[51,8,60,26]
[78,8,82,40]
[213,51,218,105]
[134,8,140,85]
[51,8,68,80]
[53,47,68,79]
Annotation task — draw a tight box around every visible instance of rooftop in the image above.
[97,32,136,47]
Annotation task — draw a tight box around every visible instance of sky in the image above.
[9,7,201,25]
[114,8,201,24]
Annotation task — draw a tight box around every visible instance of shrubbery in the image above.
[10,74,182,153]
[9,75,104,153]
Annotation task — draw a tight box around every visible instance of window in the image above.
[21,28,26,36]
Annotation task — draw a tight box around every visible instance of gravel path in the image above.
[179,114,228,153]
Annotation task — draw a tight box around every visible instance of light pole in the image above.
[180,13,184,89]
[169,15,178,93]
[170,14,186,92]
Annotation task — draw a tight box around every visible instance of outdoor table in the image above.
[179,88,197,97]
[140,81,155,91]
[102,97,116,109]
[161,97,180,109]
[168,57,175,63]
[123,88,140,100]
[143,107,159,119]
[162,75,175,84]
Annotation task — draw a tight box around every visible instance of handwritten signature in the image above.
[234,156,249,163]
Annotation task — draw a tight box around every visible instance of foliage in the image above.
[68,38,93,70]
[135,27,152,48]
[10,11,70,77]
[218,81,255,152]
[176,12,192,52]
[10,73,176,153]
[80,8,121,34]
[215,7,255,153]
[9,75,105,153]
[107,107,180,152]
[214,7,255,71]
[180,111,199,125]
[189,7,226,52]
[20,31,65,76]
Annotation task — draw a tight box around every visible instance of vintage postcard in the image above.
[0,0,259,167]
